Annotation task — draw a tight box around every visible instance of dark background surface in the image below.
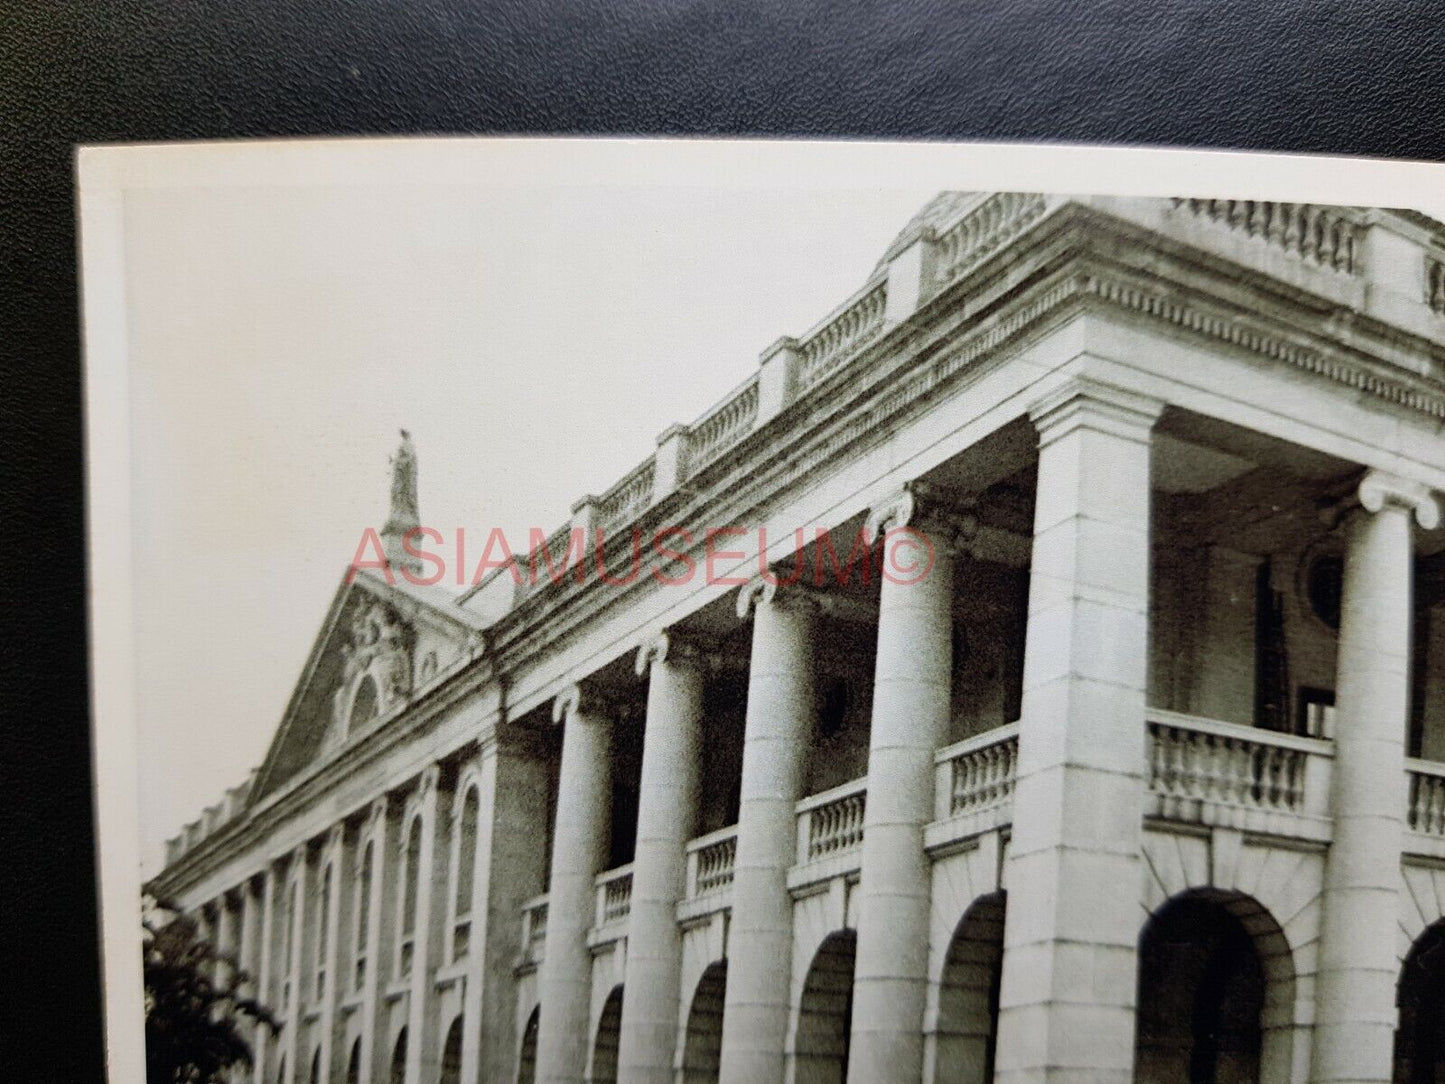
[5,2,1445,1078]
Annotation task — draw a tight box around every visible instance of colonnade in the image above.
[193,381,1438,1084]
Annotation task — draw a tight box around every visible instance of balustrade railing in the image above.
[1174,198,1361,274]
[934,723,1020,822]
[594,865,634,928]
[685,825,738,898]
[685,375,759,475]
[933,192,1048,289]
[796,281,888,390]
[796,777,866,864]
[1408,760,1445,837]
[596,460,656,534]
[1147,711,1330,823]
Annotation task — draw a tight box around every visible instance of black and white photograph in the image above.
[79,139,1445,1084]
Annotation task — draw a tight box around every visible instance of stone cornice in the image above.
[479,206,1445,681]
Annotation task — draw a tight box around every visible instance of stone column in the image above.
[251,865,278,1084]
[718,577,818,1084]
[405,766,446,1084]
[535,684,614,1084]
[994,380,1163,1084]
[360,798,394,1084]
[281,845,310,1084]
[617,631,708,1082]
[1312,471,1438,1084]
[237,876,261,1000]
[317,825,347,1084]
[456,727,553,1084]
[847,486,962,1082]
[214,896,238,991]
[457,747,491,1084]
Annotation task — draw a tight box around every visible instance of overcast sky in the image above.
[123,178,936,875]
[113,140,1445,880]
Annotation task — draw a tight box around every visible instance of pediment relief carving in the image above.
[331,600,415,743]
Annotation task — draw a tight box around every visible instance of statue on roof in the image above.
[386,429,419,529]
[381,429,422,575]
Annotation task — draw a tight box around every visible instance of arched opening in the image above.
[453,786,480,960]
[353,841,373,990]
[516,1005,540,1084]
[1135,890,1295,1084]
[933,891,1005,1084]
[399,815,422,974]
[309,1047,320,1084]
[793,930,857,1084]
[389,1028,407,1084]
[276,1055,285,1084]
[316,862,332,999]
[681,960,728,1084]
[591,985,624,1084]
[350,674,380,731]
[440,1015,464,1084]
[1396,920,1445,1084]
[346,1038,361,1084]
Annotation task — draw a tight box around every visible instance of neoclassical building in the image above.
[150,192,1445,1084]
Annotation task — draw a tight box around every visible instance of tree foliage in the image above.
[144,897,275,1084]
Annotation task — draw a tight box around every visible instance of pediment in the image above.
[248,570,485,804]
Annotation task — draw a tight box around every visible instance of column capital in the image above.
[1028,377,1165,447]
[862,482,978,553]
[551,681,624,724]
[416,763,441,800]
[635,628,716,677]
[367,795,391,832]
[735,572,824,620]
[1355,469,1440,529]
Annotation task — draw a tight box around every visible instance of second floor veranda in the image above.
[508,403,1445,960]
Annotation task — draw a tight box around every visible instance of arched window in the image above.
[517,1005,540,1084]
[933,893,1006,1084]
[389,1028,408,1084]
[681,960,727,1084]
[280,879,299,1009]
[1135,891,1294,1084]
[440,1016,464,1084]
[315,862,333,1001]
[353,841,373,990]
[350,674,380,732]
[591,986,624,1084]
[346,1038,361,1084]
[1396,920,1445,1084]
[793,930,857,1084]
[309,1047,321,1084]
[399,816,422,975]
[452,787,479,960]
